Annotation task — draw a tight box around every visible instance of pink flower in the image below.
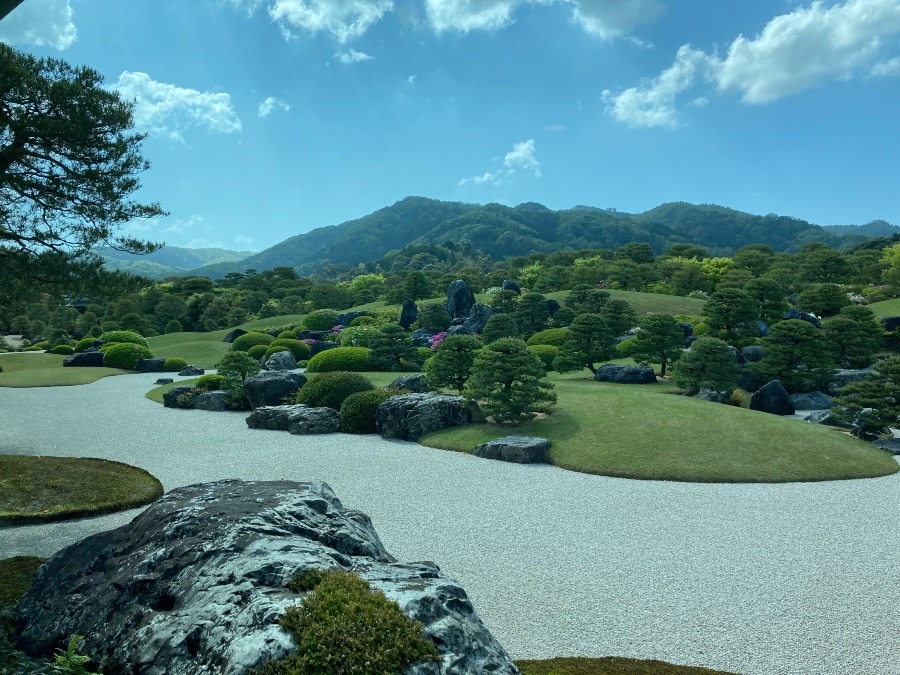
[430,332,448,351]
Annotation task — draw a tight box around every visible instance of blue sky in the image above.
[2,0,899,251]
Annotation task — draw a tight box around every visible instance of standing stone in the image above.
[400,300,418,330]
[750,380,795,415]
[244,371,307,409]
[446,280,475,320]
[546,299,560,317]
[222,328,247,343]
[462,303,493,334]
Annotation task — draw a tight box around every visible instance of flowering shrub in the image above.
[429,332,448,351]
[338,325,380,348]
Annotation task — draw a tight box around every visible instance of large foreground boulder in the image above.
[594,364,656,384]
[15,480,519,675]
[246,404,312,431]
[243,371,307,409]
[63,351,104,367]
[750,380,795,415]
[287,407,340,434]
[473,436,551,464]
[376,393,472,441]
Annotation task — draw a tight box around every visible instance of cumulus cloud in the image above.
[113,72,242,140]
[570,0,665,39]
[0,0,76,50]
[258,96,291,117]
[870,55,900,77]
[268,0,394,42]
[335,48,373,63]
[165,215,205,235]
[458,139,541,186]
[603,0,900,128]
[234,234,255,248]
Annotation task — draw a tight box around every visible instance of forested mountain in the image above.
[180,197,897,278]
[97,247,253,279]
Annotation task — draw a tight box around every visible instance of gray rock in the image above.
[472,436,551,464]
[288,407,341,434]
[63,352,103,368]
[501,279,521,294]
[307,340,336,357]
[376,393,472,441]
[803,410,839,426]
[136,358,166,373]
[730,345,747,366]
[462,303,492,334]
[400,300,418,330]
[872,438,900,455]
[222,328,247,343]
[193,391,229,412]
[446,280,475,320]
[757,320,770,337]
[826,368,873,395]
[162,385,195,409]
[178,365,204,376]
[411,328,434,347]
[335,310,369,326]
[14,480,519,675]
[789,391,834,410]
[390,374,431,393]
[246,404,311,431]
[296,330,329,341]
[244,371,307,410]
[784,308,821,328]
[741,345,766,363]
[594,364,656,384]
[263,351,298,371]
[695,389,730,403]
[750,380,795,415]
[153,378,174,386]
[447,324,474,336]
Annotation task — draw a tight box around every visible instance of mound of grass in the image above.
[0,353,125,388]
[146,330,231,369]
[515,656,739,675]
[145,377,201,403]
[420,372,900,482]
[0,456,164,526]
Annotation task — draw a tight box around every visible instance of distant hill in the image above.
[182,197,896,278]
[98,246,254,279]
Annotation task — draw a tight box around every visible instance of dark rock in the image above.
[872,438,900,455]
[335,310,369,326]
[685,335,698,348]
[738,368,765,393]
[376,393,472,441]
[593,364,656,384]
[729,346,747,366]
[193,391,228,412]
[246,404,312,431]
[757,320,770,337]
[222,328,247,343]
[411,328,434,347]
[263,351,298,371]
[447,324,474,336]
[695,389,729,403]
[750,380,795,415]
[472,436,551,464]
[462,303,492,334]
[389,374,431,393]
[789,391,834,410]
[501,279,521,294]
[679,322,693,338]
[446,279,475,320]
[266,329,281,337]
[826,368,873,395]
[162,385,195,409]
[783,308,821,328]
[64,352,105,367]
[244,371,307,410]
[307,340,336,357]
[14,480,519,675]
[136,358,166,373]
[399,300,418,330]
[296,330,329,341]
[546,299,560,316]
[741,345,766,363]
[882,316,900,331]
[178,365,204,376]
[288,407,340,434]
[153,378,174,386]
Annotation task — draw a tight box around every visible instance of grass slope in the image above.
[867,298,900,317]
[0,353,125,388]
[515,657,739,675]
[147,330,231,369]
[544,290,705,317]
[0,456,164,526]
[421,372,899,482]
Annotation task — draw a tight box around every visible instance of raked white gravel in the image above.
[1,373,899,675]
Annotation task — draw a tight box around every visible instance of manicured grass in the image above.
[146,330,231,369]
[867,298,900,317]
[146,377,201,403]
[544,290,705,317]
[0,456,164,526]
[0,353,125,388]
[420,372,900,482]
[0,557,45,609]
[515,656,739,675]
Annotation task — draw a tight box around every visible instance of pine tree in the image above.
[833,356,900,437]
[424,335,481,393]
[620,313,685,377]
[368,325,417,371]
[553,313,614,374]
[670,336,740,394]
[749,319,836,393]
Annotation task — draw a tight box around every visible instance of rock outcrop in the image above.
[789,391,834,410]
[593,364,656,384]
[750,380,795,415]
[376,393,472,441]
[243,371,307,410]
[446,280,475,320]
[63,352,105,367]
[472,436,551,464]
[263,351,298,371]
[178,365,205,376]
[15,480,520,675]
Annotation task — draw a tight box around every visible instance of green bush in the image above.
[101,343,153,370]
[306,347,372,373]
[277,330,296,340]
[339,389,394,433]
[302,309,340,331]
[194,373,225,391]
[526,328,568,347]
[98,330,149,348]
[73,337,98,353]
[528,344,559,371]
[232,332,275,352]
[165,319,183,334]
[296,372,374,410]
[248,344,269,360]
[163,358,188,372]
[30,340,51,351]
[50,344,74,355]
[338,325,380,348]
[349,315,377,326]
[257,569,439,675]
[270,338,311,360]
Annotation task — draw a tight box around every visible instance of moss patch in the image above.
[515,656,739,675]
[0,456,163,526]
[0,557,46,609]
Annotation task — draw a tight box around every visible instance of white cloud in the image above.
[570,0,665,39]
[165,215,205,235]
[870,55,900,77]
[234,234,255,248]
[268,0,394,42]
[426,0,520,32]
[113,72,242,140]
[458,138,541,186]
[408,74,417,84]
[258,96,291,117]
[603,0,900,128]
[335,48,373,63]
[0,0,76,50]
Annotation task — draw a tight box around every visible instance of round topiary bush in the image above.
[50,344,74,355]
[527,344,559,371]
[526,328,569,347]
[231,331,275,352]
[73,337,98,353]
[165,319,183,334]
[302,309,340,331]
[101,343,154,370]
[306,347,372,373]
[276,330,295,340]
[194,373,225,391]
[163,357,188,372]
[296,372,375,410]
[98,330,149,348]
[339,389,393,433]
[269,338,311,360]
[247,344,269,360]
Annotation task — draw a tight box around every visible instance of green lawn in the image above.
[0,353,125,388]
[421,372,899,483]
[0,557,46,609]
[515,657,738,675]
[867,298,900,317]
[544,289,705,317]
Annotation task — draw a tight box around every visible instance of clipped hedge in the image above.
[270,338,311,360]
[73,337,98,353]
[163,357,188,372]
[339,389,394,433]
[231,332,275,352]
[527,344,559,371]
[247,344,269,360]
[194,374,225,391]
[306,347,372,373]
[302,309,340,331]
[98,330,149,348]
[296,372,374,410]
[101,343,154,370]
[50,345,74,355]
[526,328,569,347]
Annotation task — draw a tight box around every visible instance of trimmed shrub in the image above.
[50,344,74,355]
[248,344,269,360]
[163,358,188,372]
[338,325,380,349]
[296,372,375,410]
[73,337,98,353]
[528,344,559,371]
[194,374,225,391]
[101,343,153,370]
[270,338,311,360]
[526,328,568,347]
[302,309,340,331]
[339,389,394,433]
[98,330,149,348]
[232,332,275,352]
[349,315,377,326]
[306,347,372,373]
[277,330,295,340]
[165,319,183,334]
